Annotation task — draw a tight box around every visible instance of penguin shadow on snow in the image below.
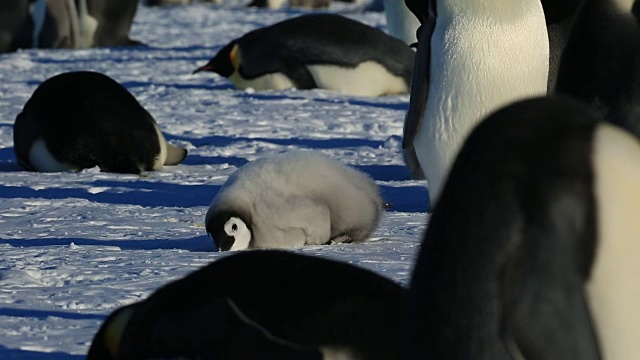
[236,91,410,112]
[0,236,214,252]
[121,79,234,92]
[0,345,82,360]
[0,181,221,208]
[0,308,105,321]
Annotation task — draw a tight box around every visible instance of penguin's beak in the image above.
[192,64,213,74]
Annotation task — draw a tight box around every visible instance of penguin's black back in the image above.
[236,14,414,84]
[556,0,640,137]
[14,71,160,174]
[407,96,601,359]
[93,251,406,360]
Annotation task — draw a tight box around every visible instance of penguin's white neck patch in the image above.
[28,138,75,172]
[588,123,640,359]
[225,217,251,251]
[152,123,168,171]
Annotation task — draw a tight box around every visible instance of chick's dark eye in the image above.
[232,224,238,231]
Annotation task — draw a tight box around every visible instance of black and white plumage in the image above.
[401,0,549,201]
[555,0,640,138]
[407,96,640,359]
[193,14,415,97]
[205,151,383,251]
[87,251,407,360]
[13,71,187,174]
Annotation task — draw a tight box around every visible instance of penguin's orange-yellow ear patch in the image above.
[104,306,135,357]
[230,44,239,68]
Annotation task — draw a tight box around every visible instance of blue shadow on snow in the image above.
[0,345,82,360]
[0,236,214,252]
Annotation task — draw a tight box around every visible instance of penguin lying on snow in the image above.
[206,151,383,251]
[13,71,187,174]
[87,250,407,360]
[193,14,415,97]
[401,0,549,200]
[407,96,640,359]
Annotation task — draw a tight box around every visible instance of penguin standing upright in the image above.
[407,96,640,359]
[87,251,407,360]
[555,0,640,137]
[205,151,383,251]
[13,71,187,174]
[193,14,415,97]
[402,0,549,205]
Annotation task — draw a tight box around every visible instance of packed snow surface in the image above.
[0,2,429,358]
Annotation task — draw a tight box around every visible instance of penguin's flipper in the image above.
[402,1,436,149]
[164,142,188,166]
[501,216,602,359]
[280,56,317,90]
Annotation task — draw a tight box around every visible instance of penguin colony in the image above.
[4,0,640,358]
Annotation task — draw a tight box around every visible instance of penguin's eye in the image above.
[231,224,238,231]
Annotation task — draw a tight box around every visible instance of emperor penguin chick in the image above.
[13,71,187,174]
[205,151,383,251]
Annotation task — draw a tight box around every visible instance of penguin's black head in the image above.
[206,211,251,251]
[192,41,237,78]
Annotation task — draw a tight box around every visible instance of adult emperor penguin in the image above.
[193,14,415,97]
[205,151,383,251]
[406,96,640,359]
[87,251,407,360]
[555,0,640,137]
[13,71,187,174]
[401,0,549,205]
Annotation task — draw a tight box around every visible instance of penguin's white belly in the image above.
[230,70,296,91]
[588,124,640,359]
[307,61,408,97]
[29,138,75,172]
[414,15,548,204]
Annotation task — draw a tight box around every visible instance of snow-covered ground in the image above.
[0,3,428,358]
